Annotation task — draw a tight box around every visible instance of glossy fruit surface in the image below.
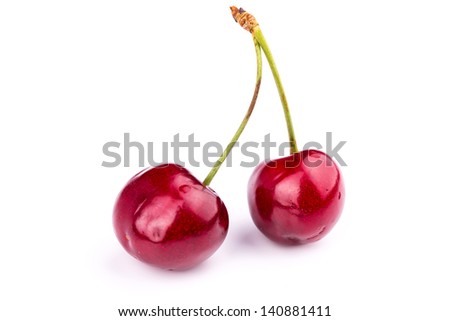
[113,163,229,270]
[248,150,344,244]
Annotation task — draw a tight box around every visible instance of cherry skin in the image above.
[113,163,229,270]
[248,150,345,245]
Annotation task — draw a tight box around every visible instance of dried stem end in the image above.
[230,6,259,34]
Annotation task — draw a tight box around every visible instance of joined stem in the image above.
[203,38,262,186]
[231,6,299,154]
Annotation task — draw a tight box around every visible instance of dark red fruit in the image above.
[248,150,344,245]
[113,164,229,270]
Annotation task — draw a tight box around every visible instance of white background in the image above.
[1,0,449,320]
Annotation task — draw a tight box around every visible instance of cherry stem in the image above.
[203,38,262,186]
[253,27,298,154]
[230,6,298,154]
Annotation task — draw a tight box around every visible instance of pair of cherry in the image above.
[113,7,345,270]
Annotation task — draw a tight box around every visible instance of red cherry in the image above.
[113,164,229,270]
[248,150,345,245]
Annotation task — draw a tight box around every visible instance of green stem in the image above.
[253,27,298,154]
[203,38,262,186]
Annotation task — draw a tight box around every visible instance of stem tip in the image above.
[230,6,257,33]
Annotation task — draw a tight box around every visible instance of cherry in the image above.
[248,151,344,244]
[113,164,228,270]
[113,28,263,270]
[231,7,345,244]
